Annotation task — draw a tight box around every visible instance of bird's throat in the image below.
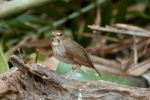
[52,41,59,46]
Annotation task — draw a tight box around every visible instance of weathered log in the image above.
[0,55,150,100]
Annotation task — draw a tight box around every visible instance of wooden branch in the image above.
[0,55,150,100]
[0,0,51,19]
[88,24,150,37]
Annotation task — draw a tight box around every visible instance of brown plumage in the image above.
[51,30,101,77]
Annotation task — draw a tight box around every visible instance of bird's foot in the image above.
[66,74,73,79]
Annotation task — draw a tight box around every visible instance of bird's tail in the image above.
[92,64,102,77]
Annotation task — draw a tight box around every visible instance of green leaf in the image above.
[36,53,46,61]
[56,62,72,75]
[115,0,130,23]
[17,14,49,25]
[8,19,36,31]
[56,62,130,85]
[130,11,150,20]
[101,0,113,26]
[0,45,9,73]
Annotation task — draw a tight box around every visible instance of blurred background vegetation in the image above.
[0,0,150,86]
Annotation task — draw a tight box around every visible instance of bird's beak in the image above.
[51,37,61,46]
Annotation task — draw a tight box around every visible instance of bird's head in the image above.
[51,30,66,46]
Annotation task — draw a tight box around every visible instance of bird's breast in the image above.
[53,45,66,57]
[52,44,74,64]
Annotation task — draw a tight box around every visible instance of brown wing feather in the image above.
[64,40,92,67]
[64,39,101,77]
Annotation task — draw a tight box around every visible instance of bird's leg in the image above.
[72,64,80,70]
[66,64,80,79]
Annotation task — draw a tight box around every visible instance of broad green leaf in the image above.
[56,62,130,85]
[0,45,9,73]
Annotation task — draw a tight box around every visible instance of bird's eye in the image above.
[60,34,62,36]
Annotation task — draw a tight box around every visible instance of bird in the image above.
[51,30,101,77]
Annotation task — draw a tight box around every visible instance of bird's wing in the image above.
[64,39,102,77]
[64,40,93,67]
